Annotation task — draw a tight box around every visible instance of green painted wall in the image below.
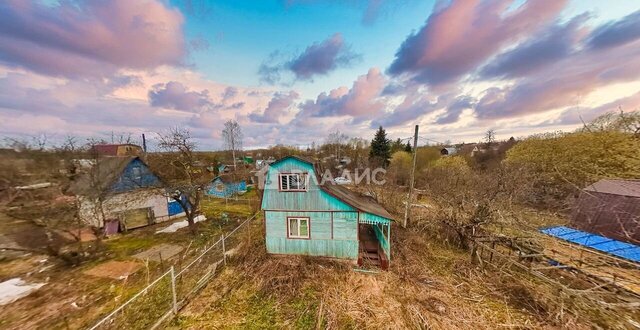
[265,210,359,259]
[261,158,355,212]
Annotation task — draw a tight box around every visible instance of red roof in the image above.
[92,144,119,156]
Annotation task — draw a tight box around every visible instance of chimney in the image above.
[142,133,147,153]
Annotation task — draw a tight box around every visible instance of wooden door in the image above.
[121,208,150,230]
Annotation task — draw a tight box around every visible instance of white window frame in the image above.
[132,166,142,180]
[279,173,307,191]
[287,217,310,239]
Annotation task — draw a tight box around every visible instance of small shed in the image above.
[206,175,247,198]
[571,179,640,244]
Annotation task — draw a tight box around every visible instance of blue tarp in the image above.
[540,226,640,263]
[167,195,189,216]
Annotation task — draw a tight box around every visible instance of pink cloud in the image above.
[0,0,186,78]
[297,68,386,121]
[148,81,213,112]
[387,0,567,86]
[249,91,299,123]
[475,30,640,119]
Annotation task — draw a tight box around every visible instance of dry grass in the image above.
[173,222,590,329]
[0,205,249,329]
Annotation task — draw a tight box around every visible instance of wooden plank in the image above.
[543,237,640,295]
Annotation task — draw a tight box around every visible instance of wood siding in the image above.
[265,210,359,259]
[571,191,640,244]
[261,157,355,212]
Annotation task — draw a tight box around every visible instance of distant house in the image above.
[255,157,276,170]
[571,179,640,244]
[470,145,500,157]
[440,147,458,156]
[261,156,394,269]
[218,164,232,174]
[91,144,143,157]
[69,156,185,234]
[206,175,247,198]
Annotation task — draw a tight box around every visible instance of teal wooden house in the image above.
[261,156,393,268]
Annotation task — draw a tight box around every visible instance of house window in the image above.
[132,166,142,180]
[287,217,310,239]
[279,173,307,191]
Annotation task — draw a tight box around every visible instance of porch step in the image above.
[366,252,380,260]
[359,253,381,266]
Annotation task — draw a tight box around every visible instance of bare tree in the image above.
[222,120,243,170]
[32,134,48,151]
[0,139,104,265]
[3,136,31,152]
[61,135,78,152]
[110,131,133,144]
[156,127,209,232]
[484,129,496,146]
[326,130,348,160]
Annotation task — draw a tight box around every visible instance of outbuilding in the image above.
[571,179,640,244]
[440,147,458,156]
[205,175,247,198]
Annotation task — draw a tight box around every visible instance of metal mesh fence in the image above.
[88,213,257,330]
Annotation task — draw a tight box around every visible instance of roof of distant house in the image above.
[271,155,393,220]
[584,179,640,198]
[441,147,458,154]
[92,144,141,156]
[212,175,245,185]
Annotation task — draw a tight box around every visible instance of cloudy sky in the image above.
[1,0,640,150]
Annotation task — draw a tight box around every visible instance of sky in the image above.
[1,0,640,150]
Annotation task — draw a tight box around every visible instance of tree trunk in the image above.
[232,148,236,171]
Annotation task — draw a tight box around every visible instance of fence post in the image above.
[170,266,178,314]
[222,234,227,265]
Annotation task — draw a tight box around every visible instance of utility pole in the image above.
[403,125,419,228]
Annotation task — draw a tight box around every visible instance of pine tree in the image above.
[369,126,391,167]
[390,138,403,153]
[404,140,412,153]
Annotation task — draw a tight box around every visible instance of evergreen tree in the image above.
[390,138,403,153]
[404,140,412,153]
[369,126,391,167]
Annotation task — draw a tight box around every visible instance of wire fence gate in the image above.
[88,213,258,330]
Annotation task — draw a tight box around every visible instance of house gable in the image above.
[110,158,162,193]
[261,157,355,212]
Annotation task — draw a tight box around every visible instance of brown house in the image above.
[571,179,640,245]
[92,144,143,157]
